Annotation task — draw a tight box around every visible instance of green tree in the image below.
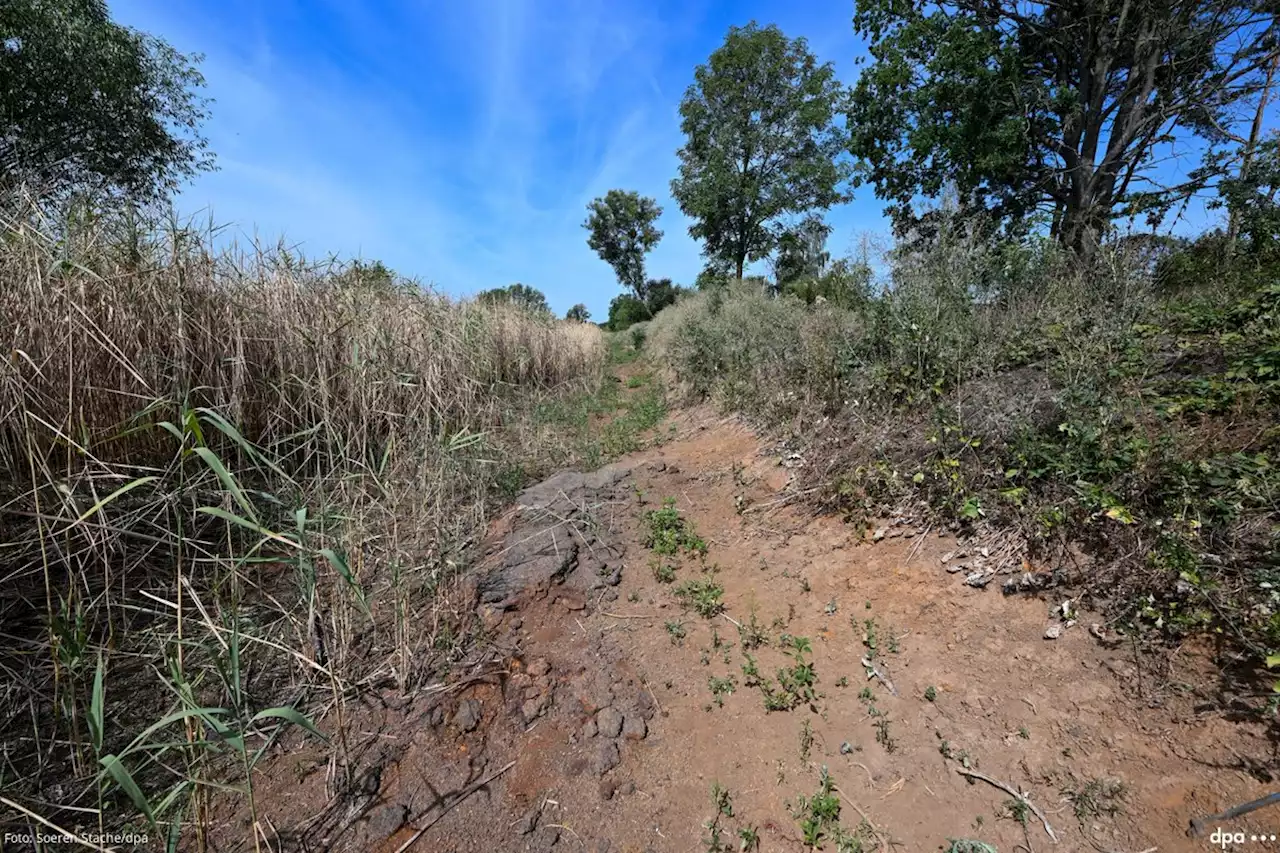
[565,303,591,322]
[477,283,551,314]
[671,22,851,281]
[773,216,832,289]
[695,262,732,291]
[0,0,213,202]
[583,189,664,300]
[1217,131,1280,258]
[606,294,650,331]
[644,278,690,316]
[849,0,1278,257]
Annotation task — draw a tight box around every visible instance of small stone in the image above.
[452,699,482,733]
[622,715,647,740]
[515,807,540,835]
[603,588,619,601]
[428,706,445,727]
[582,719,598,739]
[593,739,621,775]
[363,803,408,838]
[946,562,968,574]
[617,780,636,796]
[964,571,990,588]
[527,658,551,677]
[558,590,587,611]
[597,707,624,738]
[840,741,853,754]
[872,528,888,542]
[479,606,505,632]
[522,694,549,720]
[598,779,616,800]
[634,690,656,721]
[1044,624,1063,640]
[531,825,560,852]
[904,530,916,539]
[940,551,955,563]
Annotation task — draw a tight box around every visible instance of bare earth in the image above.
[216,398,1276,853]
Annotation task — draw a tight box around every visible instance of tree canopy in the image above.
[476,283,551,314]
[671,22,851,280]
[0,0,214,203]
[606,294,651,331]
[583,189,663,300]
[849,0,1279,257]
[772,215,832,288]
[565,303,591,322]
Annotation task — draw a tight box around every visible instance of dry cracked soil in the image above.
[212,371,1278,853]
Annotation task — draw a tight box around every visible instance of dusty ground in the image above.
[212,379,1279,853]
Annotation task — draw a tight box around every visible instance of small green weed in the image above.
[651,557,676,583]
[676,577,725,617]
[761,635,818,712]
[738,609,769,650]
[1004,797,1029,827]
[644,497,708,557]
[790,767,871,851]
[712,781,734,817]
[924,685,937,702]
[1065,777,1127,821]
[708,675,736,707]
[665,620,687,645]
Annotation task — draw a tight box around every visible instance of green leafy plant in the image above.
[652,557,677,583]
[644,498,709,557]
[676,577,725,617]
[709,675,737,707]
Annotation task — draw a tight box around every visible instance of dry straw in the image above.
[0,198,604,848]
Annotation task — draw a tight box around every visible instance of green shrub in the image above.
[652,224,1280,675]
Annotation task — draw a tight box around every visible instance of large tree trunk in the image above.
[1059,201,1106,263]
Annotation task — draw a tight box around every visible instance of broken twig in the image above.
[395,759,518,852]
[955,767,1057,843]
[861,656,898,696]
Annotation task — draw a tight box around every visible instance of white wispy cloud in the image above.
[107,0,893,317]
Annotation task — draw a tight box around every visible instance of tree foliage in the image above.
[849,0,1279,256]
[773,215,832,288]
[583,189,663,300]
[644,278,689,317]
[565,303,591,323]
[477,283,551,314]
[1216,131,1280,258]
[672,22,851,280]
[606,294,650,331]
[0,0,214,202]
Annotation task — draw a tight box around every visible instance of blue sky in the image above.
[104,0,889,318]
[110,1,1247,320]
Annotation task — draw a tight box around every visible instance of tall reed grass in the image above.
[0,201,604,849]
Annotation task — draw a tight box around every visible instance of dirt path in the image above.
[229,370,1274,853]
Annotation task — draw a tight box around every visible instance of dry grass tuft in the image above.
[0,201,604,844]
